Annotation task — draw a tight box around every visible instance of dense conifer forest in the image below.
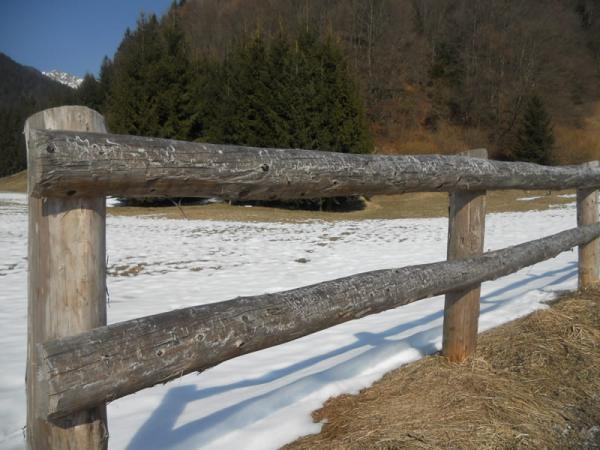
[82,11,372,155]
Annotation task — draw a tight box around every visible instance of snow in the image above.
[0,191,581,449]
[516,195,543,201]
[41,70,83,89]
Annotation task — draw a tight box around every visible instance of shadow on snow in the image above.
[127,262,577,449]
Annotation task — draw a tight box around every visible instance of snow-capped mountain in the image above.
[42,70,83,89]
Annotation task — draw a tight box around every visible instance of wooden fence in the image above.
[24,106,600,449]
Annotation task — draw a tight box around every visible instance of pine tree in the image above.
[154,12,198,140]
[77,74,104,112]
[106,16,159,135]
[205,29,372,154]
[204,34,269,146]
[514,96,555,165]
[106,12,201,141]
[309,33,372,154]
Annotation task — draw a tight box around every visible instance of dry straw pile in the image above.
[287,289,600,449]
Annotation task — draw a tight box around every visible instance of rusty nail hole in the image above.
[156,350,164,357]
[261,164,269,172]
[46,144,55,153]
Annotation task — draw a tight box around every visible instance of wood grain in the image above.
[27,129,600,199]
[577,161,600,288]
[26,107,108,450]
[36,222,600,420]
[443,149,487,362]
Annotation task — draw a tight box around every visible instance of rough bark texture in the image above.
[578,161,600,288]
[36,223,600,421]
[27,129,600,199]
[26,107,108,450]
[443,149,487,362]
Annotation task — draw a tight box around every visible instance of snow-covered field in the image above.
[0,192,581,449]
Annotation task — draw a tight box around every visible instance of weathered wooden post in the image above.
[442,148,488,362]
[25,107,108,449]
[577,160,600,289]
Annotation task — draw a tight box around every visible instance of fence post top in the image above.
[24,106,105,134]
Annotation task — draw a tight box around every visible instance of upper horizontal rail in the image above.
[36,222,600,420]
[28,129,600,199]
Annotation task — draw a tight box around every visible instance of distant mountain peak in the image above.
[42,70,83,89]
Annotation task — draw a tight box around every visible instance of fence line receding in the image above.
[24,106,600,450]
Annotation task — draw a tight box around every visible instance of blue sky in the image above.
[0,0,174,77]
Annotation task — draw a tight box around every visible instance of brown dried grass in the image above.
[378,123,488,157]
[553,101,600,165]
[0,170,26,192]
[285,289,600,450]
[106,189,575,222]
[554,125,600,165]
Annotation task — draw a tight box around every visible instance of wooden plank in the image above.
[25,107,108,450]
[36,222,600,420]
[443,149,487,362]
[578,161,600,288]
[27,129,600,199]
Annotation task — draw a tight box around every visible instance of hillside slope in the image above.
[0,53,76,176]
[177,0,600,160]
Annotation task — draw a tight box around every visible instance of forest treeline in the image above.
[174,0,600,162]
[80,11,372,156]
[2,0,600,177]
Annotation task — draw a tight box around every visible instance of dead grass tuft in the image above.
[285,289,600,450]
[0,170,27,192]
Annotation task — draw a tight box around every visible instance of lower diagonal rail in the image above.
[36,223,600,421]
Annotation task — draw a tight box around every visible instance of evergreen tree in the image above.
[514,96,555,165]
[0,106,27,176]
[207,34,281,147]
[77,74,104,112]
[305,33,372,154]
[205,30,372,154]
[96,56,114,113]
[153,13,198,140]
[106,13,200,141]
[76,57,114,114]
[107,15,163,136]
